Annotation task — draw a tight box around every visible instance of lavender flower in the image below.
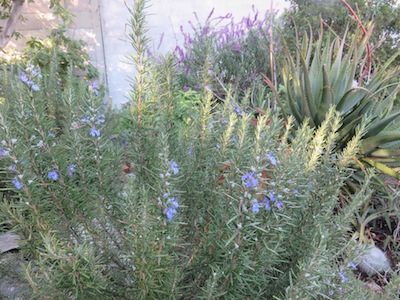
[241,172,259,189]
[8,165,16,173]
[90,127,100,137]
[12,177,23,190]
[47,170,58,181]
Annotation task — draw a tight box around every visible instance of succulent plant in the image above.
[265,28,400,180]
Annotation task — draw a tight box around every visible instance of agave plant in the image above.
[265,28,400,181]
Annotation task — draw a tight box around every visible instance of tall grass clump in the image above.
[1,1,400,299]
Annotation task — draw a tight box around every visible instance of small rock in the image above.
[0,233,20,254]
[356,245,391,276]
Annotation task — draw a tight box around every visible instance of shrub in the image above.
[0,1,399,299]
[174,6,279,105]
[0,64,121,298]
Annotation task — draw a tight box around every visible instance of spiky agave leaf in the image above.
[268,27,400,180]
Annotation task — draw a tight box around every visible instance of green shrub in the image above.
[0,1,399,299]
[174,7,279,105]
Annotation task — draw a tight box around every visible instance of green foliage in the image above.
[280,0,400,66]
[23,26,99,81]
[266,29,400,180]
[174,7,278,103]
[0,65,125,298]
[0,0,73,23]
[1,1,400,299]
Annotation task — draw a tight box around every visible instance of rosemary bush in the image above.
[0,1,399,299]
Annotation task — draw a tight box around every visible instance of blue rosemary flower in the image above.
[90,127,100,137]
[0,148,8,157]
[12,177,23,190]
[90,82,99,95]
[275,201,284,211]
[251,199,260,213]
[31,84,40,91]
[269,189,276,202]
[47,170,58,181]
[67,164,77,177]
[233,106,242,116]
[241,172,258,189]
[169,160,179,175]
[164,197,179,222]
[262,197,271,211]
[19,71,29,83]
[339,271,348,283]
[165,206,177,222]
[169,197,179,209]
[268,151,277,165]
